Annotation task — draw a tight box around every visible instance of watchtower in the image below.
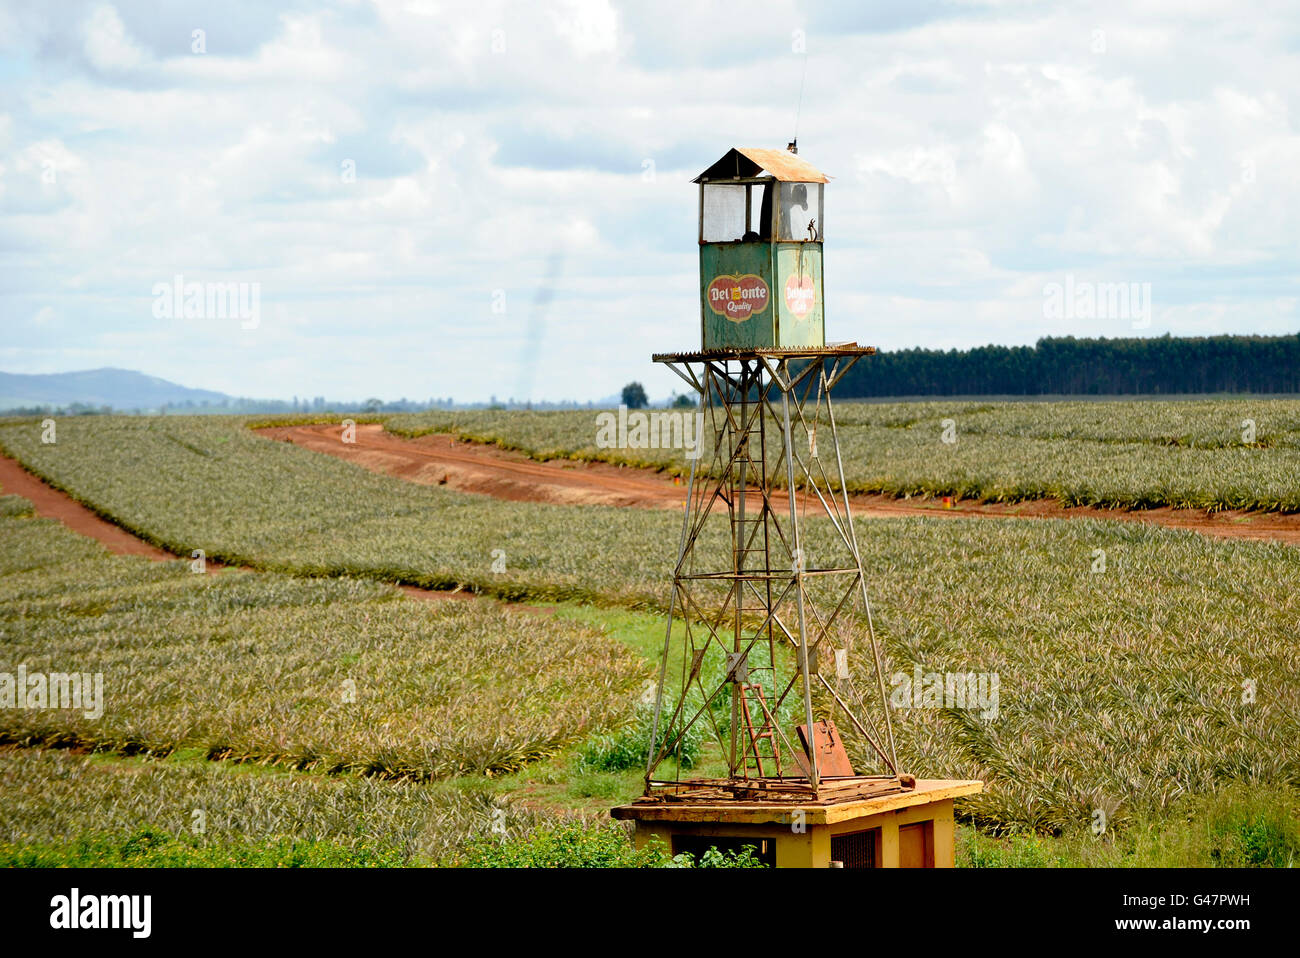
[612,146,981,867]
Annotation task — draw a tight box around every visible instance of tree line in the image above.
[835,333,1300,397]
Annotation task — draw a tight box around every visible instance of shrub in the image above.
[667,844,766,868]
[448,820,766,868]
[1200,787,1300,867]
[957,785,1300,867]
[577,704,704,772]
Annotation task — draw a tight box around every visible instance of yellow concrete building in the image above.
[613,779,983,868]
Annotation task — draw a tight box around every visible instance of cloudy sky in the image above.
[2,0,1297,403]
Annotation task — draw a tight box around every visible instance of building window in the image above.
[831,827,881,868]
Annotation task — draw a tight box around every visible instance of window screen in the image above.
[831,828,880,868]
[701,184,747,242]
[777,182,822,241]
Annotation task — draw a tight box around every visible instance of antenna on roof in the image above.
[792,48,808,153]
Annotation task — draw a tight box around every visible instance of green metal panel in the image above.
[773,242,824,347]
[700,243,775,350]
[699,241,825,350]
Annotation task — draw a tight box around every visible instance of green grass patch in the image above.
[446,820,765,868]
[958,784,1300,867]
[577,704,704,772]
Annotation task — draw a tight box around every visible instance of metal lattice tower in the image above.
[645,345,900,801]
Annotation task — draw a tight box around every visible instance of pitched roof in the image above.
[693,147,831,183]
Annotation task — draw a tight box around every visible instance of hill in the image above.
[0,368,232,412]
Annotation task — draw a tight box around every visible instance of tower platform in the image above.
[613,778,983,868]
[651,342,874,364]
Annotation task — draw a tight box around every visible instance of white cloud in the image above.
[0,0,1296,402]
[81,3,147,72]
[551,0,619,57]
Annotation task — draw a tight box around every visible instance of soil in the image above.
[0,455,173,559]
[257,423,1300,547]
[0,451,549,604]
[4,420,1296,597]
[256,422,697,509]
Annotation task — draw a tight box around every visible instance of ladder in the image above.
[737,683,783,779]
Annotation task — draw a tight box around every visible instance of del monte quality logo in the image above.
[785,273,816,318]
[706,273,769,323]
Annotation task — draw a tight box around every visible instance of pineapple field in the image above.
[1,406,1298,866]
[376,398,1300,511]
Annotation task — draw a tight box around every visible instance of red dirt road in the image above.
[5,422,1298,573]
[257,422,695,509]
[258,423,1300,547]
[0,455,173,559]
[0,452,529,604]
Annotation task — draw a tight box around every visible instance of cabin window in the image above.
[701,184,747,242]
[750,183,773,241]
[701,180,818,242]
[776,182,823,241]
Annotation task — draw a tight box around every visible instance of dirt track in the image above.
[257,422,698,509]
[259,422,1300,547]
[0,452,526,603]
[0,455,173,559]
[4,424,1298,576]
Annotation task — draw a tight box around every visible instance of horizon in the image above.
[8,323,1300,411]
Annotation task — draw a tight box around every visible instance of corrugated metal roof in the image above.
[693,147,831,183]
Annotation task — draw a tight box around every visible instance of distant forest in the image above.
[836,333,1300,397]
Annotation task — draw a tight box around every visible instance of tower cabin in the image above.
[695,146,828,350]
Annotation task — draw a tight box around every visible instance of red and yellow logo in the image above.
[784,274,816,318]
[706,274,769,323]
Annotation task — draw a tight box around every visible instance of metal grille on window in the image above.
[831,829,879,868]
